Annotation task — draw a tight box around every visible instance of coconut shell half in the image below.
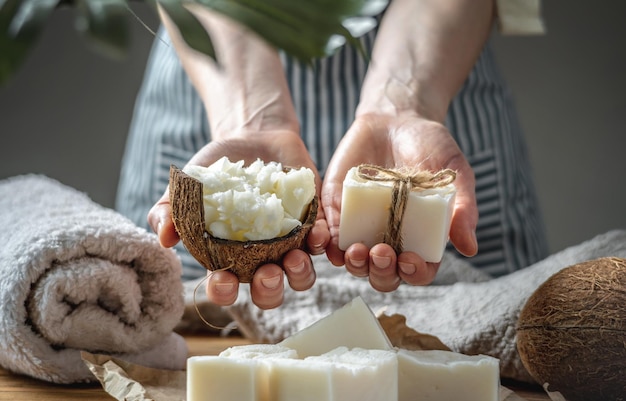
[516,257,626,401]
[169,165,317,283]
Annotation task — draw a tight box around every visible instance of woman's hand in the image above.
[322,111,478,291]
[148,131,330,310]
[319,0,492,292]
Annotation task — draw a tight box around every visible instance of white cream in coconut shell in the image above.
[183,157,315,241]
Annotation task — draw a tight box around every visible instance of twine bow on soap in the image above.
[356,164,456,255]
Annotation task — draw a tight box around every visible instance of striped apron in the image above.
[116,26,549,280]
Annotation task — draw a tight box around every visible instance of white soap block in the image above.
[268,358,333,401]
[338,166,456,262]
[187,356,260,401]
[269,347,397,401]
[397,349,500,401]
[188,344,298,401]
[279,296,393,357]
[308,347,398,401]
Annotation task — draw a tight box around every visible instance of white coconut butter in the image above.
[183,157,315,241]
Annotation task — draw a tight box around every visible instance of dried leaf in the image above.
[378,313,451,351]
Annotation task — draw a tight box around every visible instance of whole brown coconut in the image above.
[516,257,626,401]
[169,165,317,283]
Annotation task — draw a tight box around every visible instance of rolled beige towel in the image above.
[0,175,187,383]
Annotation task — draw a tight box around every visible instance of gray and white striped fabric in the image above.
[116,26,548,281]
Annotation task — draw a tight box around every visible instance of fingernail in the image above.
[349,258,366,268]
[398,262,416,275]
[261,275,282,289]
[214,282,234,294]
[156,220,162,236]
[371,255,391,268]
[289,261,306,274]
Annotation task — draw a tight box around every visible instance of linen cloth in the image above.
[0,175,186,384]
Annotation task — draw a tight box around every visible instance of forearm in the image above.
[358,0,495,122]
[158,5,298,139]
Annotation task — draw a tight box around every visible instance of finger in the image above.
[320,177,346,266]
[282,249,316,291]
[205,270,239,306]
[250,264,285,309]
[344,243,370,277]
[448,164,478,257]
[306,218,330,256]
[368,243,401,292]
[397,252,439,285]
[147,187,180,248]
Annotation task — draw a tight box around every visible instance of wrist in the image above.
[209,110,300,141]
[356,74,450,123]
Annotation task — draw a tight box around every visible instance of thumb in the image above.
[147,187,180,248]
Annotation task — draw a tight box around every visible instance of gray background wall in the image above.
[1,1,625,256]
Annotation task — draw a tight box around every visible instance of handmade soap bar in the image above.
[187,356,259,401]
[187,344,297,401]
[279,296,392,357]
[397,349,500,401]
[269,347,398,401]
[309,347,398,401]
[268,358,332,401]
[338,166,455,262]
[270,347,398,401]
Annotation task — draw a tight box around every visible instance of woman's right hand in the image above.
[148,130,329,310]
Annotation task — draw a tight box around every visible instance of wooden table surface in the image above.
[0,334,550,401]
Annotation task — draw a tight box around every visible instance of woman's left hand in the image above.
[322,111,478,291]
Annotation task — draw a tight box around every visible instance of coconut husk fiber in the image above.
[517,257,626,401]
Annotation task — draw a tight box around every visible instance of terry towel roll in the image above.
[0,175,186,383]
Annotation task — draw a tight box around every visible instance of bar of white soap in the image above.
[187,356,259,401]
[397,349,500,401]
[187,344,297,401]
[269,347,398,401]
[279,296,393,357]
[338,166,456,262]
[309,347,398,401]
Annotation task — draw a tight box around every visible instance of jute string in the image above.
[356,164,456,254]
[193,273,236,331]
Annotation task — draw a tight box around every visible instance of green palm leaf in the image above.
[74,0,131,59]
[194,0,367,61]
[0,0,59,83]
[0,0,387,86]
[157,0,216,60]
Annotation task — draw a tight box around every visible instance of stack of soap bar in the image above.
[338,166,456,262]
[186,297,501,401]
[397,349,500,401]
